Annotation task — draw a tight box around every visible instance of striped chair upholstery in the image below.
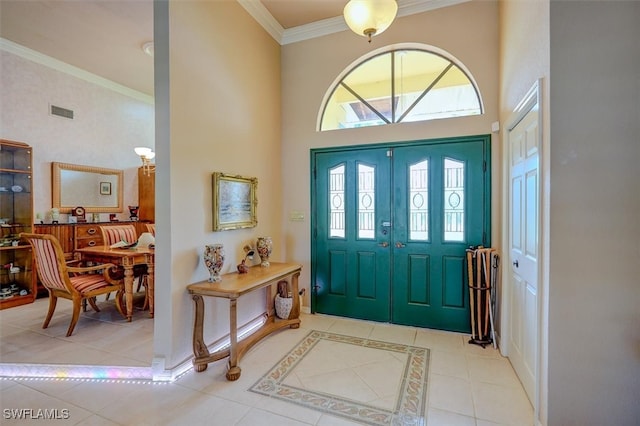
[101,225,138,246]
[29,238,67,291]
[21,233,125,337]
[145,223,155,237]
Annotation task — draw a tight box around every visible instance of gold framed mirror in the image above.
[52,162,124,213]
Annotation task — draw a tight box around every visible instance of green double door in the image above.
[311,136,489,332]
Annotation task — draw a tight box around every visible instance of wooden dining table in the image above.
[76,245,154,322]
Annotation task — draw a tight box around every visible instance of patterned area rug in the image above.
[249,330,430,425]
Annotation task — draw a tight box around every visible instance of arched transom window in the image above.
[319,46,483,131]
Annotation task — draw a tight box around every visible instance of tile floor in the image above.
[0,296,153,366]
[0,297,533,425]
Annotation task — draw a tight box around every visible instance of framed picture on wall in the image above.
[100,181,111,195]
[212,172,258,231]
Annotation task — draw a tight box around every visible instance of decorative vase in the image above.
[237,259,249,274]
[128,205,139,221]
[51,208,60,223]
[256,237,273,267]
[274,294,292,320]
[204,244,225,282]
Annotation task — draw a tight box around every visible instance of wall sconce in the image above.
[343,0,398,43]
[135,147,155,176]
[141,41,154,57]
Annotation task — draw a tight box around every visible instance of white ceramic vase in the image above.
[274,294,292,319]
[256,237,273,267]
[204,244,225,282]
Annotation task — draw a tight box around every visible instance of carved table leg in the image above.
[123,259,134,322]
[226,298,241,380]
[192,294,210,372]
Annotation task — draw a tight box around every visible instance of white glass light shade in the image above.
[343,0,398,42]
[134,147,152,157]
[146,151,156,160]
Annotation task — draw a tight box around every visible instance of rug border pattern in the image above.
[249,330,430,426]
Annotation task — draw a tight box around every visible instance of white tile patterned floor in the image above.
[0,297,533,425]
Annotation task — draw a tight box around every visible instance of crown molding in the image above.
[237,0,285,43]
[0,38,154,104]
[396,0,469,18]
[243,0,471,46]
[281,15,348,45]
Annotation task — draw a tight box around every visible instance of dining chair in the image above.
[20,233,125,337]
[100,224,138,247]
[145,223,155,236]
[99,225,149,310]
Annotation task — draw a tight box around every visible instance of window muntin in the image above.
[329,164,346,238]
[320,48,482,131]
[357,163,375,239]
[443,158,465,242]
[343,53,393,124]
[409,160,429,241]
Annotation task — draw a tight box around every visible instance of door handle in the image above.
[395,242,406,248]
[513,260,519,268]
[378,242,389,248]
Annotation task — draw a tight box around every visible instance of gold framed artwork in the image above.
[212,172,258,231]
[100,181,111,195]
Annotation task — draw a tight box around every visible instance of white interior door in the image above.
[507,94,540,403]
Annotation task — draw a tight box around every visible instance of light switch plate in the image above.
[289,211,305,222]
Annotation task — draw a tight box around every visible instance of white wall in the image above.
[281,0,500,307]
[153,0,282,373]
[548,2,640,424]
[0,50,154,221]
[498,0,550,422]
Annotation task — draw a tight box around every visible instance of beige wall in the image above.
[501,1,640,423]
[281,0,500,306]
[498,0,550,423]
[0,50,154,221]
[548,2,640,424]
[153,0,282,371]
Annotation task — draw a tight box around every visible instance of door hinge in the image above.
[483,161,487,172]
[387,150,393,157]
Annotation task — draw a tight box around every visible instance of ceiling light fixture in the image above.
[135,147,155,175]
[343,0,398,43]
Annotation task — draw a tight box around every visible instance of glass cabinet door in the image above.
[1,139,35,308]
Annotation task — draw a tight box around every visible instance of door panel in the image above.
[508,106,539,403]
[312,137,489,331]
[407,254,430,304]
[314,149,392,322]
[443,255,465,308]
[392,141,485,331]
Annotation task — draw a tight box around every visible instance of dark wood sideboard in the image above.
[34,221,149,261]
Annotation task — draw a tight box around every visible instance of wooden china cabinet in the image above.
[0,139,36,309]
[137,166,155,223]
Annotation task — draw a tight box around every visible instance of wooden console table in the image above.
[187,262,301,380]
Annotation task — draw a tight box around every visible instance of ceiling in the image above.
[0,1,452,97]
[261,0,348,29]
